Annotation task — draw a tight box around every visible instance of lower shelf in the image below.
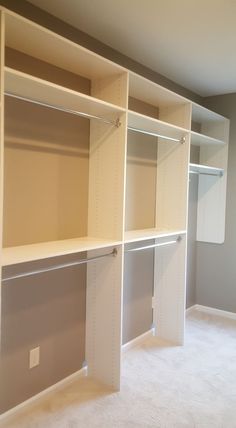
[2,237,122,266]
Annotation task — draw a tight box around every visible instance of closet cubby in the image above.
[3,92,127,263]
[125,128,190,242]
[191,102,228,142]
[129,72,191,129]
[190,103,229,243]
[5,11,128,108]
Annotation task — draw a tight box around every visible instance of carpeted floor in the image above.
[1,309,236,428]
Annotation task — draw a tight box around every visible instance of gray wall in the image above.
[195,94,236,312]
[1,255,86,413]
[0,0,201,414]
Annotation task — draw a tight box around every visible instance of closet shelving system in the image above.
[0,7,229,398]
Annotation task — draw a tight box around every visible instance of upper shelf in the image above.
[5,67,125,125]
[191,102,229,143]
[129,72,191,130]
[124,228,186,244]
[4,10,124,81]
[189,163,224,177]
[190,131,226,146]
[2,237,122,266]
[129,72,188,108]
[128,110,188,143]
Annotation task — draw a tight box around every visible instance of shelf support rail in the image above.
[5,92,121,128]
[128,126,185,144]
[2,248,118,283]
[125,236,181,253]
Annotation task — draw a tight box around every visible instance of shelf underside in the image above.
[2,237,122,266]
[124,228,186,244]
[5,67,124,124]
[128,110,187,141]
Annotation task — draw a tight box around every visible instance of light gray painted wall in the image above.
[196,94,236,312]
[123,243,154,344]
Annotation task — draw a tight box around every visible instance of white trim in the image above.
[122,329,154,353]
[186,304,198,314]
[194,304,236,320]
[0,366,87,421]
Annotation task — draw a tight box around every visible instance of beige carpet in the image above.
[1,309,236,428]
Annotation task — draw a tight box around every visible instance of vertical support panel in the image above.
[88,110,127,242]
[159,102,191,129]
[91,72,129,109]
[86,245,123,390]
[153,234,187,345]
[156,133,190,231]
[87,74,128,389]
[88,71,128,242]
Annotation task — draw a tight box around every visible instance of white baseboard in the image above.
[122,329,154,353]
[186,304,198,314]
[0,366,87,421]
[194,304,236,320]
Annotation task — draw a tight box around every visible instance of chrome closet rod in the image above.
[128,126,185,143]
[189,170,223,177]
[5,92,121,128]
[2,248,117,283]
[125,237,181,253]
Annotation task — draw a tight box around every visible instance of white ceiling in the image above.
[28,0,236,96]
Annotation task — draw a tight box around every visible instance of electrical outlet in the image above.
[29,346,40,369]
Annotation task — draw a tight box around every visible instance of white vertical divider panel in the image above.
[156,133,190,232]
[153,234,187,344]
[88,111,127,242]
[86,73,128,388]
[88,71,128,242]
[92,72,128,108]
[86,245,123,389]
[0,11,5,351]
[196,119,229,243]
[159,102,191,129]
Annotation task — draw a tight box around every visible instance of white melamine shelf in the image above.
[2,237,122,266]
[191,131,225,146]
[4,10,125,80]
[129,71,189,107]
[5,67,125,121]
[191,102,226,123]
[128,110,187,141]
[124,228,186,244]
[189,163,224,177]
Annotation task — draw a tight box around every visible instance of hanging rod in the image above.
[5,92,121,128]
[2,248,117,283]
[128,126,185,144]
[189,170,223,177]
[125,237,181,253]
